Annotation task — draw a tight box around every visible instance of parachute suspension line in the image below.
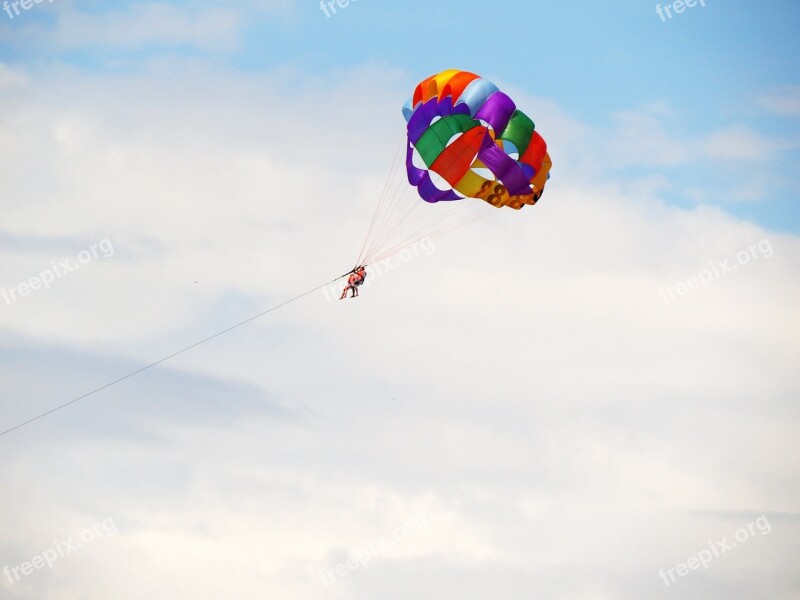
[361,186,418,262]
[355,133,407,267]
[367,201,497,265]
[420,203,498,242]
[367,198,486,262]
[356,134,405,265]
[0,272,351,438]
[363,196,422,262]
[359,159,412,263]
[368,214,493,265]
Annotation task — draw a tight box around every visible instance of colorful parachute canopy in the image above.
[403,70,552,210]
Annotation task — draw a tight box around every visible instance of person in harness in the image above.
[354,266,366,286]
[340,266,367,299]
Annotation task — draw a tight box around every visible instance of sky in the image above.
[0,1,799,599]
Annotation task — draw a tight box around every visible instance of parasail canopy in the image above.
[403,69,552,210]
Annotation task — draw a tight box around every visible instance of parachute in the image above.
[403,69,552,210]
[355,69,552,267]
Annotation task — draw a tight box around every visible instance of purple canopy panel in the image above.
[417,173,462,203]
[478,141,532,196]
[407,96,471,144]
[405,141,427,186]
[474,92,516,134]
[407,97,441,144]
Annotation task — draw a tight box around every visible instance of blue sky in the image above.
[2,0,798,232]
[1,2,798,599]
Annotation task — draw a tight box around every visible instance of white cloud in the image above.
[551,99,791,187]
[0,63,26,88]
[604,105,689,168]
[50,3,244,51]
[759,85,800,116]
[700,125,780,162]
[0,61,798,600]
